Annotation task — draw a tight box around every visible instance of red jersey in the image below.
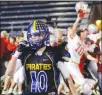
[0,37,8,57]
[7,42,17,52]
[79,55,86,74]
[98,63,102,72]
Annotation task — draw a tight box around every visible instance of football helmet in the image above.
[75,2,88,13]
[88,24,98,34]
[75,2,89,18]
[27,20,50,50]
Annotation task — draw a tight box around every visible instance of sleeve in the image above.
[19,48,33,65]
[18,51,28,65]
[11,49,26,65]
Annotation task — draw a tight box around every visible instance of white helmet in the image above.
[75,2,88,13]
[88,24,98,34]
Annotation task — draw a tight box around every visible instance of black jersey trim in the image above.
[24,54,31,67]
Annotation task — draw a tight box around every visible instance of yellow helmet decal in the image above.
[33,20,36,32]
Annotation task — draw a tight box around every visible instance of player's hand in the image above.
[77,10,85,19]
[99,61,102,64]
[17,40,29,52]
[95,58,102,64]
[95,58,99,63]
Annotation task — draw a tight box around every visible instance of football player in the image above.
[5,20,70,95]
[57,13,99,95]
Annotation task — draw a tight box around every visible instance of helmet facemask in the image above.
[27,20,50,50]
[27,32,46,50]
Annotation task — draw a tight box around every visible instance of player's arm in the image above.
[5,51,21,76]
[5,40,29,76]
[70,13,82,38]
[84,51,98,63]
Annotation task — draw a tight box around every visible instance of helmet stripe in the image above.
[33,20,36,32]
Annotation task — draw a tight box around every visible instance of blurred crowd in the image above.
[0,31,25,77]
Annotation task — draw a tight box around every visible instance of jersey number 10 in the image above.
[75,44,84,56]
[30,71,48,93]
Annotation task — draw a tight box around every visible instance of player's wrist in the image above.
[6,75,12,79]
[76,17,81,23]
[13,50,21,58]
